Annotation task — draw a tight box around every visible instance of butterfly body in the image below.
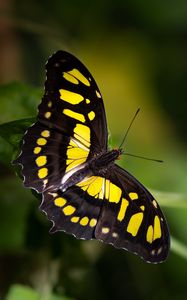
[61,148,121,192]
[14,50,170,263]
[89,148,122,174]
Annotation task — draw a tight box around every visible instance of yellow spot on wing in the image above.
[74,124,90,141]
[87,177,103,196]
[153,216,161,240]
[38,168,48,179]
[140,205,145,211]
[49,192,58,197]
[69,138,89,151]
[60,89,84,104]
[127,212,143,236]
[63,109,85,123]
[45,111,51,119]
[43,179,48,185]
[112,232,118,238]
[37,138,47,146]
[66,158,86,172]
[47,101,52,107]
[77,176,105,198]
[117,198,129,221]
[147,225,153,243]
[99,188,104,199]
[102,227,110,234]
[74,124,90,147]
[96,90,101,98]
[63,205,76,216]
[88,111,95,121]
[73,135,90,149]
[69,69,90,86]
[63,72,79,84]
[54,197,67,207]
[71,216,80,223]
[69,139,77,148]
[89,218,97,227]
[109,182,122,203]
[86,98,90,104]
[36,156,47,167]
[80,216,89,226]
[77,176,95,189]
[129,192,138,200]
[65,141,89,172]
[34,147,41,154]
[105,179,110,199]
[41,130,50,137]
[67,147,88,159]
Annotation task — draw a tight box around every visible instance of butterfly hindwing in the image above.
[94,165,170,263]
[40,183,102,239]
[40,167,169,263]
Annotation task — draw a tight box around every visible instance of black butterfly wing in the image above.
[14,51,108,193]
[40,183,103,240]
[39,51,108,152]
[40,164,169,263]
[94,164,170,263]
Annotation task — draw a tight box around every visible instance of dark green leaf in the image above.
[0,82,41,124]
[0,118,35,148]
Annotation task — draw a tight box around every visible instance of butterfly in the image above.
[14,50,170,263]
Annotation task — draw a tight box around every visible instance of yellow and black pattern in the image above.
[40,164,169,262]
[40,186,101,239]
[14,122,71,192]
[94,165,169,262]
[14,50,170,263]
[39,51,108,154]
[14,51,107,192]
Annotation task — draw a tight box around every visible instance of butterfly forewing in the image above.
[40,51,108,153]
[14,51,108,192]
[14,50,170,263]
[14,122,71,192]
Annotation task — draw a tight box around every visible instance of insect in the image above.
[14,51,170,263]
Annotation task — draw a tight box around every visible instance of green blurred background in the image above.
[0,1,187,300]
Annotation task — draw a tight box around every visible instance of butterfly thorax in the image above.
[89,148,122,173]
[60,149,122,192]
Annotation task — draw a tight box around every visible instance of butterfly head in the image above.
[113,148,124,160]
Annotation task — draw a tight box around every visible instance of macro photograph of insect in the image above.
[0,1,187,300]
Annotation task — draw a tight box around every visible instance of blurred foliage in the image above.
[6,284,73,300]
[0,1,187,300]
[6,284,40,300]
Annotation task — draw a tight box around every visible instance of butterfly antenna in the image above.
[119,108,140,149]
[124,153,163,163]
[119,109,163,163]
